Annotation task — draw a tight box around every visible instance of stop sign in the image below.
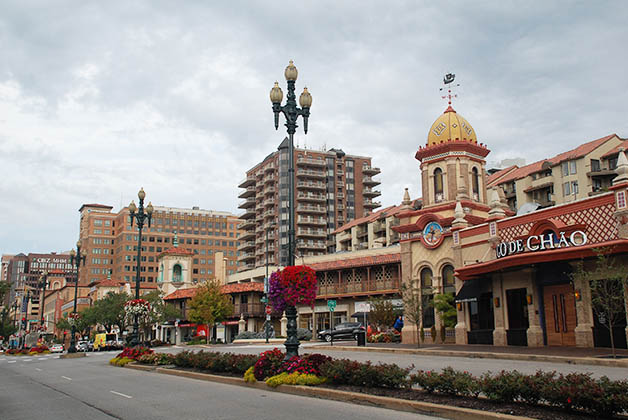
[265,306,272,315]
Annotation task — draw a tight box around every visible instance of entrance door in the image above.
[506,288,529,346]
[543,284,576,346]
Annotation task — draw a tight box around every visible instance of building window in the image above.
[420,267,434,328]
[434,168,443,202]
[471,167,479,198]
[563,182,571,196]
[442,265,455,295]
[562,162,569,176]
[569,160,577,174]
[591,159,601,172]
[173,264,182,282]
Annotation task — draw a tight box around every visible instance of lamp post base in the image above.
[283,305,299,360]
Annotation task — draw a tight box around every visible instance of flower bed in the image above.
[5,346,50,356]
[110,346,153,367]
[367,329,401,343]
[134,348,628,418]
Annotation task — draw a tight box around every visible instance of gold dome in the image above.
[427,106,477,146]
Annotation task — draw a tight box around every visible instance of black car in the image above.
[317,322,365,342]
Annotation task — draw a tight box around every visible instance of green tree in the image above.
[139,290,181,342]
[368,297,396,330]
[0,281,10,303]
[0,307,17,340]
[401,281,426,348]
[92,292,130,334]
[188,280,233,344]
[56,317,71,332]
[434,293,457,328]
[571,252,628,358]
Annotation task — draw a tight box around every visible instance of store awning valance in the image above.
[455,279,481,303]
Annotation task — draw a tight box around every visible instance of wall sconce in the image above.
[494,297,500,308]
[526,294,533,305]
[574,289,582,301]
[456,302,463,311]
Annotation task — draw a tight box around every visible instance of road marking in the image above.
[7,360,16,364]
[22,358,32,361]
[110,390,132,399]
[39,357,48,360]
[62,376,72,381]
[35,368,42,371]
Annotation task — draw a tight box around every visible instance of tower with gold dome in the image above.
[416,102,490,208]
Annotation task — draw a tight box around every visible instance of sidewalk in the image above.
[313,342,628,367]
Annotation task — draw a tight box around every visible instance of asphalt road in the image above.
[0,351,442,420]
[166,340,628,380]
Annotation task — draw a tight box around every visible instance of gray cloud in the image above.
[0,1,627,254]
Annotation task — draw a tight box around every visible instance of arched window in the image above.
[472,167,479,198]
[434,168,444,202]
[157,264,164,283]
[420,267,435,328]
[173,264,182,283]
[442,265,455,295]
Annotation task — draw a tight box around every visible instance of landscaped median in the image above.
[4,346,51,356]
[111,347,628,419]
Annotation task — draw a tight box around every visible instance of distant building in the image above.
[237,140,381,270]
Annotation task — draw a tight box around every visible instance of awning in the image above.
[455,279,481,303]
[351,312,369,319]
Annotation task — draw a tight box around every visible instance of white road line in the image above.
[39,357,48,360]
[7,360,16,364]
[110,390,132,399]
[62,376,72,381]
[35,368,42,371]
[22,358,32,361]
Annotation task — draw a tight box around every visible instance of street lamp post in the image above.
[38,271,49,330]
[128,187,153,346]
[270,60,312,359]
[69,242,86,353]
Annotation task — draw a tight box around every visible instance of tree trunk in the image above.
[415,322,420,348]
[609,320,616,359]
[206,324,210,345]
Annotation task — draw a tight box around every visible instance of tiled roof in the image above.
[95,279,126,288]
[334,205,406,234]
[308,253,401,271]
[491,134,617,186]
[159,247,195,256]
[221,282,264,294]
[163,288,198,300]
[487,166,518,186]
[601,140,628,159]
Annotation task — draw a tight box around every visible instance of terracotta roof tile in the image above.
[159,247,195,257]
[163,288,198,300]
[334,205,407,234]
[221,282,264,294]
[308,253,400,271]
[487,165,518,187]
[492,134,617,186]
[601,140,628,159]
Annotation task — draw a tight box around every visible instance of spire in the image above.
[613,148,628,185]
[173,233,179,248]
[402,188,412,207]
[452,201,468,229]
[488,188,506,219]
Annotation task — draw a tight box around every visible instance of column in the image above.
[492,274,506,346]
[526,269,544,347]
[573,264,594,347]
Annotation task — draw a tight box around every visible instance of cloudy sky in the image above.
[1,1,627,255]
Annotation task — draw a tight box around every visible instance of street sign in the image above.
[260,296,268,304]
[265,305,272,315]
[327,299,337,312]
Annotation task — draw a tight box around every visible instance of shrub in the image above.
[410,370,441,393]
[419,327,425,342]
[303,353,332,375]
[367,330,401,343]
[265,372,326,388]
[138,352,176,365]
[244,366,256,383]
[116,346,153,361]
[319,358,410,388]
[109,356,134,366]
[430,325,437,343]
[253,348,285,380]
[480,370,523,403]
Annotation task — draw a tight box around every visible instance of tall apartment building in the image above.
[78,204,242,286]
[488,134,626,212]
[237,139,381,270]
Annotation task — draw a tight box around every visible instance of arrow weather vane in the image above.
[440,73,460,106]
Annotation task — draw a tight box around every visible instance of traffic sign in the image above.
[327,299,337,312]
[260,296,268,304]
[265,305,272,315]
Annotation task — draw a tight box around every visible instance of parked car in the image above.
[50,344,64,353]
[317,322,365,342]
[77,341,93,352]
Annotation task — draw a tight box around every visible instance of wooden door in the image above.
[543,284,577,346]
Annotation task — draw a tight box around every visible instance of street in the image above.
[0,350,442,420]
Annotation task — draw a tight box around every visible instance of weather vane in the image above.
[440,73,460,106]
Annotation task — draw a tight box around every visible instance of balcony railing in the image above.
[317,277,400,297]
[233,303,264,317]
[297,157,325,166]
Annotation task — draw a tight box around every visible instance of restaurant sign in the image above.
[496,230,588,259]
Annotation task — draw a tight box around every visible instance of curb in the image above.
[123,365,532,420]
[313,346,628,368]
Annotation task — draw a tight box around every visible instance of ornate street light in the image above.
[128,187,153,346]
[69,242,86,353]
[270,60,312,359]
[38,271,49,330]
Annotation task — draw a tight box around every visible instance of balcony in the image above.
[297,193,326,202]
[237,241,255,251]
[237,219,255,230]
[337,192,345,199]
[372,220,386,233]
[264,176,276,184]
[239,208,256,219]
[363,177,380,187]
[297,241,326,250]
[297,205,326,214]
[239,230,255,241]
[297,181,326,190]
[238,198,256,209]
[238,186,256,199]
[297,169,325,179]
[297,228,326,237]
[297,217,326,226]
[239,252,255,262]
[238,263,255,272]
[363,199,381,209]
[317,277,400,297]
[238,176,256,188]
[362,166,381,175]
[233,302,264,317]
[587,167,616,177]
[363,187,381,198]
[264,164,275,173]
[264,197,275,207]
[297,157,325,167]
[264,187,276,195]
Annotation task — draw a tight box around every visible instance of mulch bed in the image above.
[324,385,615,420]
